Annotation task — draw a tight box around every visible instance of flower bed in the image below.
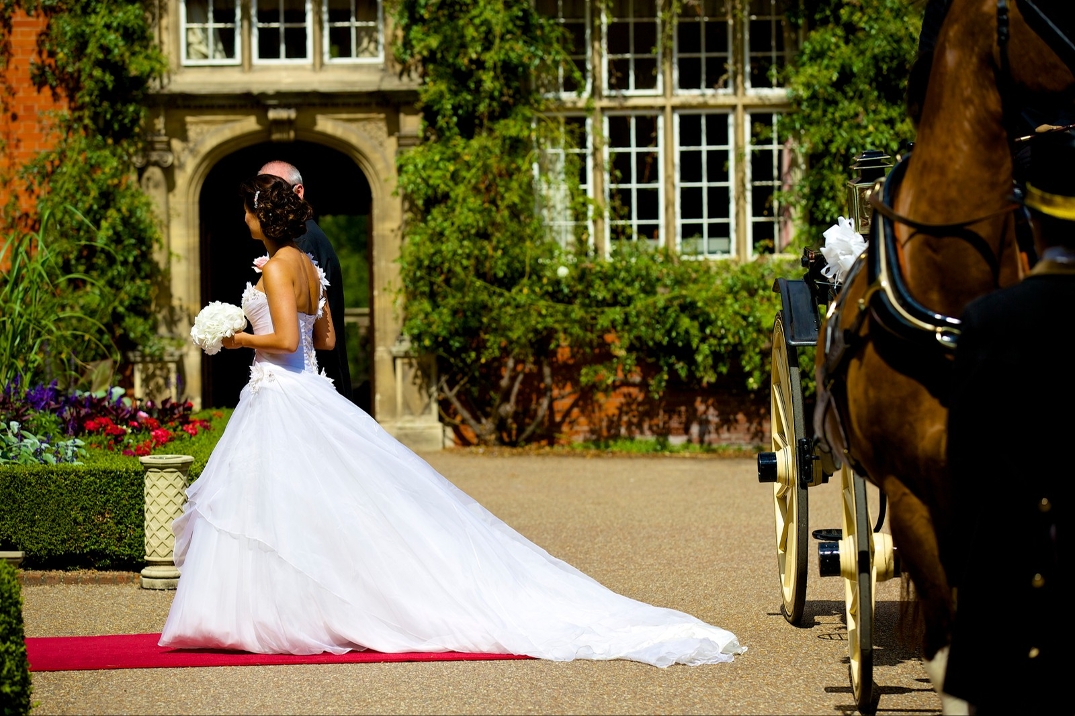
[1,379,217,464]
[0,382,231,569]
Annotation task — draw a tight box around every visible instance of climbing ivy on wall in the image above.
[393,0,796,446]
[0,0,168,383]
[784,0,923,247]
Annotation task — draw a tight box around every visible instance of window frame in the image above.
[744,0,788,93]
[672,0,733,96]
[674,110,735,259]
[746,111,789,256]
[252,0,315,65]
[602,0,662,97]
[604,111,665,254]
[540,0,592,98]
[537,114,595,249]
[180,0,242,67]
[322,0,385,65]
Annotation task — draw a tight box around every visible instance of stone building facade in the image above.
[142,0,444,451]
[5,0,794,449]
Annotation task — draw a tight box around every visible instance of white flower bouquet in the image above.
[820,216,867,286]
[191,302,248,355]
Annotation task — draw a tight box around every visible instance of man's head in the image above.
[259,160,305,200]
[1026,130,1075,253]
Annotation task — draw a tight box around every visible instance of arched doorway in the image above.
[199,141,373,410]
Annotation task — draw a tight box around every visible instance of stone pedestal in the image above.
[380,336,444,452]
[0,551,23,568]
[139,455,194,589]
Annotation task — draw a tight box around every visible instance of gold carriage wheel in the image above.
[840,465,876,713]
[770,315,809,625]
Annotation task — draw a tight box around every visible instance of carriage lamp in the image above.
[846,150,894,237]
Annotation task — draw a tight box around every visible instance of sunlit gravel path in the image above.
[24,453,940,715]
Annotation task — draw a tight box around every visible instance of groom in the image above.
[260,160,353,401]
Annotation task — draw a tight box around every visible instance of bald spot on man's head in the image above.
[259,161,303,186]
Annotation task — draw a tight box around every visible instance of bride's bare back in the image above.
[255,246,322,316]
[237,247,334,354]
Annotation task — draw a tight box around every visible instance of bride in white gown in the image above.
[160,174,745,667]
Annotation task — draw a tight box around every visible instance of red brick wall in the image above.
[445,347,771,447]
[0,11,64,217]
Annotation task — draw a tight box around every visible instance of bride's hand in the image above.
[222,333,245,350]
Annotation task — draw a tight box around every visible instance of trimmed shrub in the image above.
[0,410,230,569]
[0,561,31,715]
[0,463,144,569]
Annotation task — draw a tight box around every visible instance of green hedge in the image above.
[0,463,144,570]
[0,410,230,570]
[0,561,31,716]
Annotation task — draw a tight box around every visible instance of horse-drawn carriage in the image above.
[756,150,900,713]
[752,1,1075,712]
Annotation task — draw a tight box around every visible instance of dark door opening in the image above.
[199,141,373,410]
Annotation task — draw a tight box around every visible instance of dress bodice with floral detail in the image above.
[241,283,321,375]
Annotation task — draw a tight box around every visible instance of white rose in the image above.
[556,265,569,279]
[191,302,248,355]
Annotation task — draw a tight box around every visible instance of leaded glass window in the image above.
[746,0,788,90]
[607,113,662,248]
[537,0,589,95]
[182,0,240,65]
[537,116,593,248]
[674,0,731,93]
[324,0,381,62]
[747,113,788,254]
[255,0,312,62]
[676,112,734,257]
[604,0,660,94]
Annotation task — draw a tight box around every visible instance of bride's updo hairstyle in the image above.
[239,174,313,242]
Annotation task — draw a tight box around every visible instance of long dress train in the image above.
[160,274,745,667]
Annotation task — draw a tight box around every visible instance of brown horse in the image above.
[814,0,1075,688]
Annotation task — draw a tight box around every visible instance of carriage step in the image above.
[812,529,841,541]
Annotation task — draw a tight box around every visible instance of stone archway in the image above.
[159,106,442,450]
[197,141,373,410]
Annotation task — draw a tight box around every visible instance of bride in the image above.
[160,174,745,667]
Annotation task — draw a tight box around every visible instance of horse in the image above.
[813,0,1075,702]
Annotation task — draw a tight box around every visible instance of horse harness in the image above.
[814,0,1075,473]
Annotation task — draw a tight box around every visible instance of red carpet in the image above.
[26,633,531,671]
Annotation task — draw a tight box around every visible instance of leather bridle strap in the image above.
[996,0,1023,149]
[869,187,1015,285]
[868,189,1019,236]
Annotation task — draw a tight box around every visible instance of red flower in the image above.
[128,421,140,430]
[134,442,152,457]
[122,449,135,456]
[142,417,160,430]
[182,423,199,437]
[150,428,172,445]
[105,424,126,437]
[84,418,100,431]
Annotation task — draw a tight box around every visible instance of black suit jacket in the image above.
[944,265,1072,710]
[295,219,352,401]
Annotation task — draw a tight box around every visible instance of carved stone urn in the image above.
[139,454,194,589]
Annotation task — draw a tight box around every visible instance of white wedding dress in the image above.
[159,272,745,667]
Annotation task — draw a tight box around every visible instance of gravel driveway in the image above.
[24,453,940,715]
